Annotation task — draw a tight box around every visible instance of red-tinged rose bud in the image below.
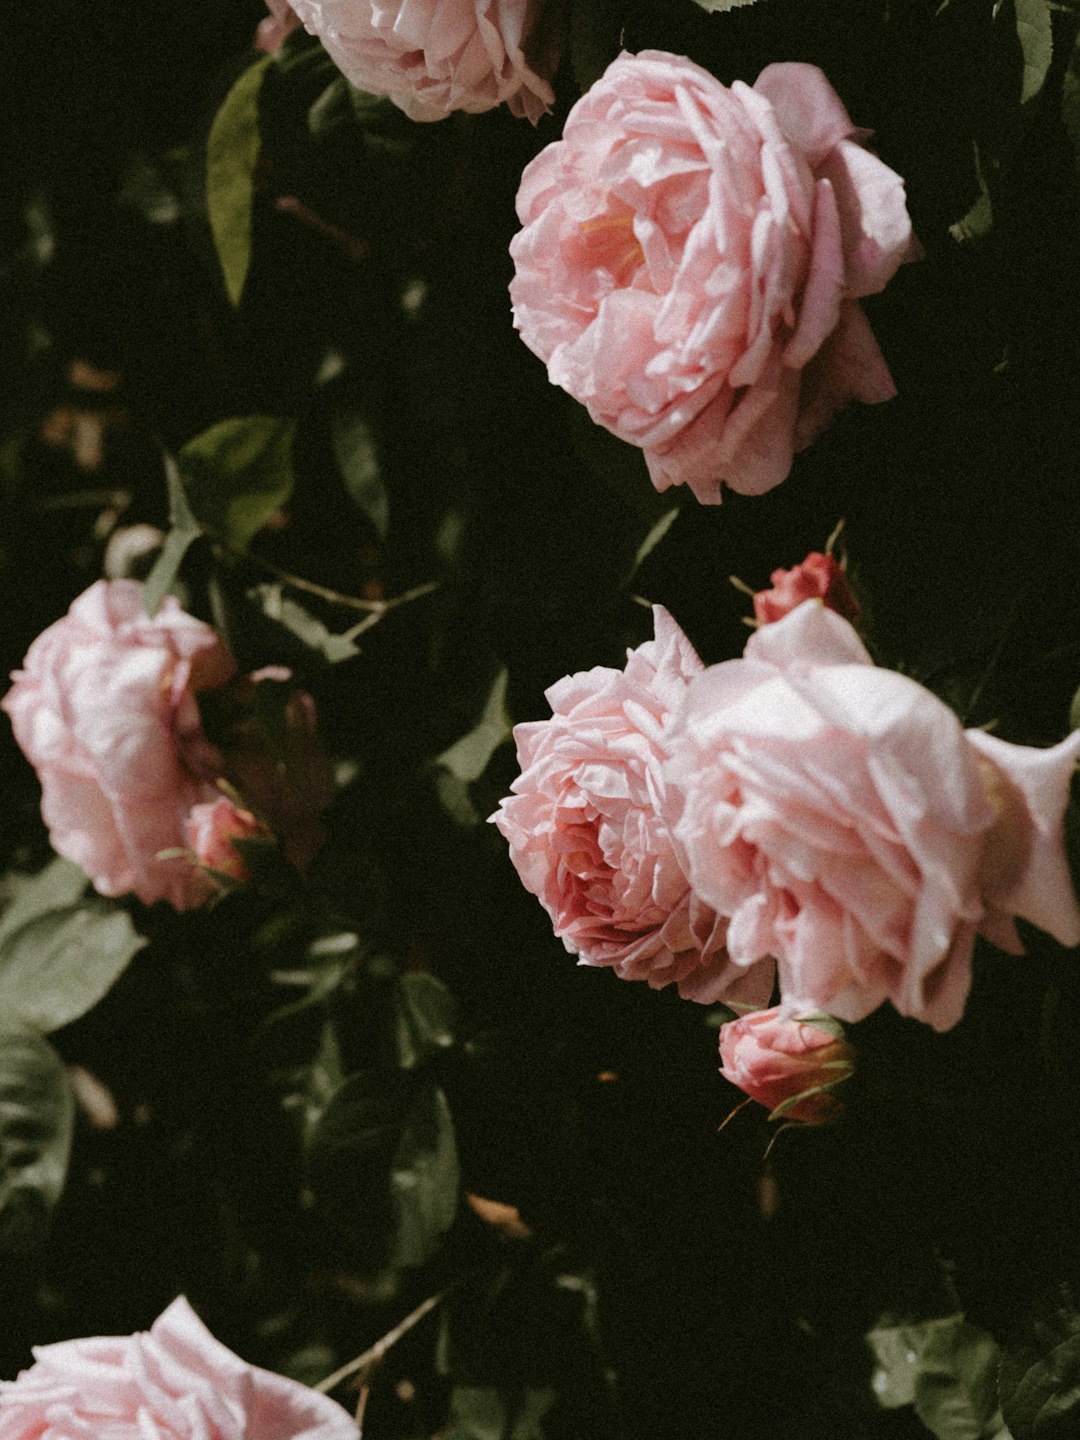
[185,796,269,883]
[719,1007,854,1125]
[753,553,861,627]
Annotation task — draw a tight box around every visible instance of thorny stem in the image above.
[314,1288,449,1398]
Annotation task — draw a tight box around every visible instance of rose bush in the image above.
[491,607,770,1004]
[662,602,1080,1031]
[753,551,860,625]
[287,0,560,122]
[718,1006,853,1124]
[0,1295,357,1439]
[2,580,236,911]
[510,51,918,501]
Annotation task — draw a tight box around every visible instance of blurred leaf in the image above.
[395,972,457,1070]
[207,55,272,305]
[1000,1285,1080,1440]
[442,1386,556,1440]
[248,584,361,663]
[1063,33,1080,177]
[1013,0,1053,106]
[436,670,510,785]
[307,1071,458,1271]
[180,416,297,552]
[0,1025,74,1256]
[332,408,388,539]
[630,507,679,578]
[0,857,88,948]
[0,902,146,1034]
[914,1317,1004,1440]
[143,451,203,616]
[689,0,762,8]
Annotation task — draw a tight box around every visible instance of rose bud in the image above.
[753,552,860,626]
[719,1007,854,1124]
[185,795,271,884]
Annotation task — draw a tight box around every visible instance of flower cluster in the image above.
[493,598,1080,1033]
[510,53,919,501]
[0,1296,356,1440]
[2,580,332,910]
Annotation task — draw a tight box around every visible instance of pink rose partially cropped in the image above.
[256,0,303,53]
[0,1295,356,1440]
[719,1007,853,1124]
[510,51,919,501]
[287,0,560,123]
[2,580,236,911]
[491,607,770,1005]
[661,602,1080,1031]
[753,551,860,626]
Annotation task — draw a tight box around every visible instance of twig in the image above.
[314,1288,449,1397]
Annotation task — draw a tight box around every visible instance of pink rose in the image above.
[719,1006,854,1123]
[0,1295,357,1439]
[753,551,860,626]
[185,796,270,882]
[287,0,560,123]
[510,52,919,501]
[256,0,303,53]
[490,607,771,1005]
[661,602,1080,1031]
[2,581,236,911]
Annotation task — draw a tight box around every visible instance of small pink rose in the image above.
[719,1007,853,1124]
[0,1295,357,1439]
[490,607,771,1006]
[753,552,860,626]
[185,796,270,882]
[287,0,561,123]
[661,602,1080,1031]
[2,581,236,911]
[510,52,919,501]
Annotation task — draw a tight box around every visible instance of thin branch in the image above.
[242,545,439,618]
[314,1288,449,1397]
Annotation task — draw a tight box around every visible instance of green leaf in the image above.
[180,416,296,552]
[248,584,361,663]
[0,857,88,949]
[1014,0,1053,105]
[143,451,203,616]
[0,901,146,1034]
[869,1315,1005,1439]
[395,972,457,1070]
[331,408,388,539]
[390,1084,459,1268]
[442,1386,557,1440]
[207,55,272,305]
[1000,1285,1080,1440]
[0,1025,74,1255]
[630,507,679,578]
[436,670,510,785]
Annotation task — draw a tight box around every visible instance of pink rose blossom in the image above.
[256,0,303,54]
[185,796,270,882]
[0,1295,357,1440]
[661,602,1080,1031]
[719,1006,853,1123]
[2,581,236,911]
[753,551,860,626]
[287,0,560,123]
[510,51,919,501]
[490,607,771,1005]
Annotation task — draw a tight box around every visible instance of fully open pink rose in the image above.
[661,602,1080,1030]
[719,1006,853,1123]
[0,1296,356,1440]
[753,551,860,626]
[490,608,770,1005]
[287,0,560,122]
[2,580,236,911]
[510,51,918,501]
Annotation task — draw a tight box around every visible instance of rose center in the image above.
[576,205,646,287]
